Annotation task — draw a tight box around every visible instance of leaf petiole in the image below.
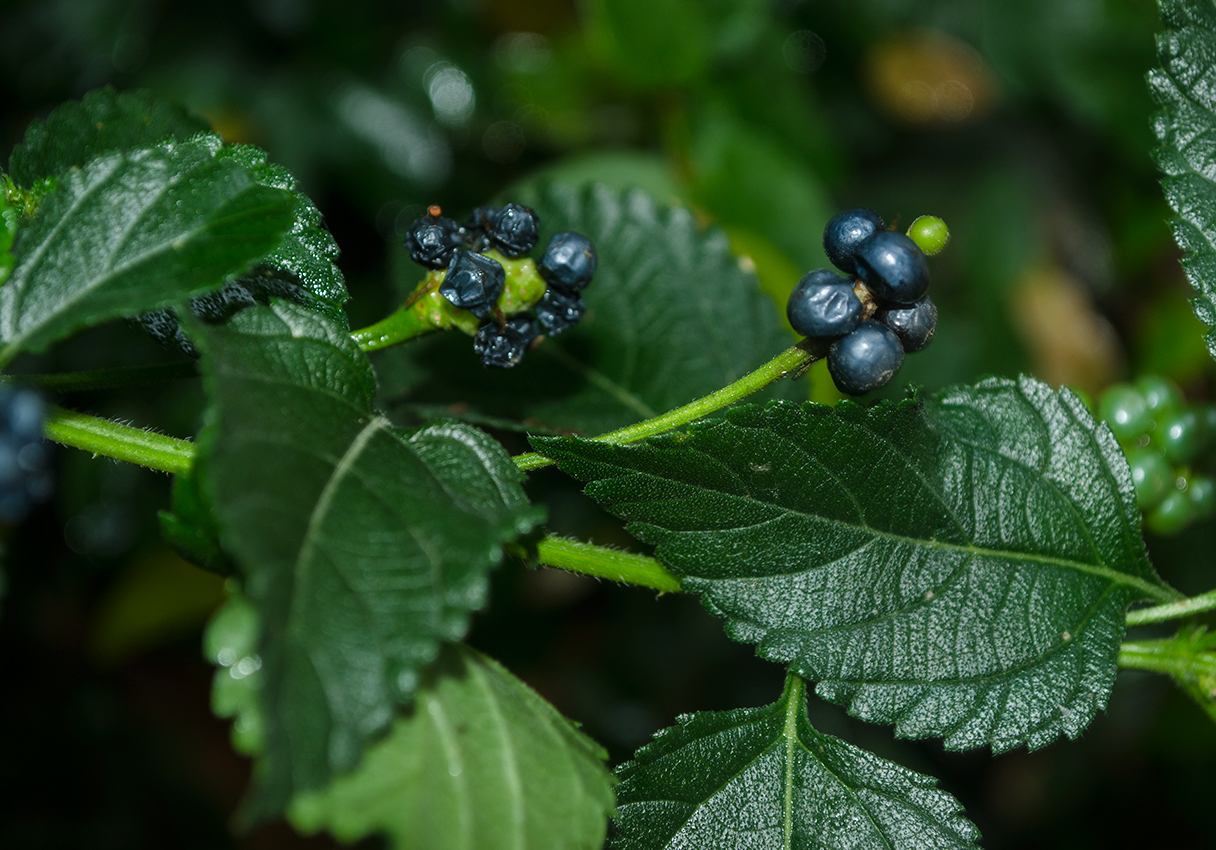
[513,535,681,593]
[44,406,194,475]
[1126,589,1216,626]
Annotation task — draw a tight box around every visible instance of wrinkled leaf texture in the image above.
[611,674,979,850]
[535,377,1176,752]
[193,301,543,820]
[379,184,795,436]
[1150,0,1216,360]
[289,644,616,850]
[0,135,295,361]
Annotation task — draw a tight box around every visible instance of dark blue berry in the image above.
[827,320,905,396]
[538,231,597,292]
[439,250,506,318]
[461,205,500,252]
[878,296,937,352]
[0,386,53,522]
[823,208,884,274]
[488,203,540,258]
[786,269,863,339]
[854,231,930,305]
[405,208,462,269]
[535,288,585,335]
[474,316,540,368]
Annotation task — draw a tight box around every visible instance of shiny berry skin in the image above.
[854,231,930,305]
[474,316,540,368]
[460,205,500,252]
[823,208,884,274]
[786,269,862,339]
[1157,408,1208,465]
[1125,447,1173,510]
[1099,384,1152,443]
[827,320,905,396]
[907,215,950,256]
[439,250,506,318]
[1146,488,1194,535]
[405,209,463,269]
[535,288,585,335]
[878,296,937,352]
[488,203,540,257]
[539,231,597,292]
[1135,376,1183,420]
[1189,475,1216,519]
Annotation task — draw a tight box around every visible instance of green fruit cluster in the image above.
[1099,376,1216,535]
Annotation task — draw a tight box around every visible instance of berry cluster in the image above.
[0,386,53,523]
[1099,377,1216,535]
[787,209,941,396]
[404,203,597,368]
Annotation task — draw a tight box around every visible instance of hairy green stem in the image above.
[511,535,681,593]
[514,340,827,472]
[1126,589,1216,626]
[350,306,441,352]
[44,407,194,475]
[6,361,198,392]
[1119,634,1216,724]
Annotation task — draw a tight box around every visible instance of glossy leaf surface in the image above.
[0,137,295,361]
[535,377,1175,751]
[611,674,978,850]
[194,302,543,819]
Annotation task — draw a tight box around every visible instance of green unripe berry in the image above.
[1099,384,1152,443]
[1189,475,1216,519]
[1157,408,1208,465]
[906,215,950,256]
[1125,447,1173,509]
[1146,488,1195,535]
[1134,375,1183,420]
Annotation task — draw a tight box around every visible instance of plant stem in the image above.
[44,407,194,475]
[350,306,441,352]
[514,340,828,472]
[520,535,681,593]
[5,361,197,392]
[1119,634,1216,724]
[1126,589,1216,626]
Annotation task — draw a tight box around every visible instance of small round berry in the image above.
[854,231,930,305]
[1156,408,1208,465]
[474,316,540,368]
[786,270,862,339]
[0,386,53,523]
[1099,384,1152,444]
[535,288,586,335]
[1189,474,1216,519]
[878,296,937,352]
[539,231,597,292]
[1146,488,1194,535]
[1134,376,1183,420]
[405,206,463,269]
[906,215,950,256]
[1125,447,1172,510]
[827,320,905,396]
[823,208,884,274]
[439,250,506,318]
[488,203,540,257]
[460,205,500,252]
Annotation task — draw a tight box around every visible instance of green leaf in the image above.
[192,301,544,820]
[205,592,267,757]
[1150,0,1216,361]
[586,0,711,88]
[159,463,234,577]
[379,184,795,436]
[289,644,616,850]
[0,136,296,363]
[7,86,209,188]
[611,673,979,850]
[216,144,347,325]
[534,377,1177,751]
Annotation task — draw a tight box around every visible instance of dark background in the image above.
[1,0,1214,847]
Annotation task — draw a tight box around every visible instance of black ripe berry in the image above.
[474,316,540,368]
[827,320,905,396]
[0,386,53,522]
[878,296,937,352]
[853,231,930,305]
[535,288,585,335]
[488,203,540,258]
[440,250,506,318]
[539,231,597,292]
[786,269,863,339]
[823,208,884,274]
[461,205,500,252]
[405,205,462,269]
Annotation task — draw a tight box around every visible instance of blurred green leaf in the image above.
[378,184,796,436]
[586,0,711,88]
[0,136,296,363]
[290,644,616,850]
[193,301,543,821]
[535,377,1175,751]
[205,592,266,757]
[7,86,208,187]
[610,673,979,850]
